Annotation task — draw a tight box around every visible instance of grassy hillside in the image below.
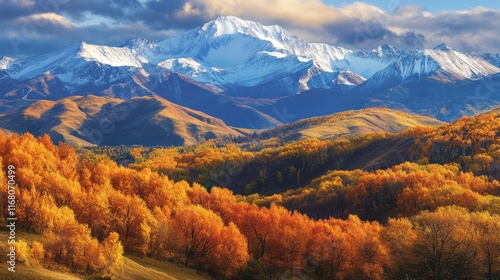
[254,107,444,142]
[0,95,241,146]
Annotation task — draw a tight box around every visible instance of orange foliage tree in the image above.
[169,205,248,277]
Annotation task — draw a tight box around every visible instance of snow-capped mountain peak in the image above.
[199,15,289,41]
[336,70,366,86]
[8,41,144,79]
[76,41,144,67]
[423,48,500,80]
[4,41,145,91]
[371,44,400,57]
[0,56,15,70]
[118,38,154,48]
[363,46,500,88]
[152,16,358,90]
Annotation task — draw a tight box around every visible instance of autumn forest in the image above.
[2,112,500,280]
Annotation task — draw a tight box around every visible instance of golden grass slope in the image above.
[0,95,241,146]
[260,108,445,141]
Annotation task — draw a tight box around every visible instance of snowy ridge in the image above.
[77,42,144,67]
[336,71,366,86]
[483,53,500,68]
[425,49,500,80]
[1,16,500,96]
[395,52,440,81]
[370,44,401,57]
[0,57,14,70]
[150,15,357,90]
[366,47,500,85]
[7,42,143,82]
[433,43,453,51]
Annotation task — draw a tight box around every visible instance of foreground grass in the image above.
[119,255,212,280]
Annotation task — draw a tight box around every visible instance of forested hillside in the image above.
[1,112,500,279]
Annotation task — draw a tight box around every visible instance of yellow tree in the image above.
[101,232,124,278]
[410,206,478,280]
[471,211,500,280]
[211,222,249,278]
[230,203,273,260]
[71,190,112,240]
[331,215,388,280]
[262,205,311,273]
[108,190,154,252]
[169,205,248,277]
[43,206,104,272]
[145,207,172,259]
[170,205,222,267]
[307,220,349,279]
[382,218,417,280]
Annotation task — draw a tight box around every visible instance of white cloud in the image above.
[387,5,500,52]
[17,13,78,28]
[176,2,203,18]
[169,0,500,52]
[186,0,346,28]
[338,2,386,22]
[2,0,500,56]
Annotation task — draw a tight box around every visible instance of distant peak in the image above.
[124,38,148,44]
[202,15,256,32]
[65,41,89,51]
[371,44,398,56]
[199,15,288,38]
[205,15,247,26]
[77,40,88,47]
[0,56,14,61]
[0,56,15,70]
[433,43,453,51]
[376,44,396,50]
[213,15,242,22]
[117,38,155,48]
[72,41,103,53]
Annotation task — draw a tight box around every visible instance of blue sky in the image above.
[322,0,500,11]
[1,0,500,57]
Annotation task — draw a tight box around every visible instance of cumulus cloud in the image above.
[0,0,499,57]
[129,0,494,52]
[131,0,427,49]
[17,13,78,29]
[388,6,500,52]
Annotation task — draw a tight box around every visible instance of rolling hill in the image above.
[0,97,443,147]
[0,95,241,146]
[254,107,444,142]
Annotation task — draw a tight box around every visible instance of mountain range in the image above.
[1,15,500,142]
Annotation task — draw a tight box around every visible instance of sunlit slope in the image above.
[0,94,241,146]
[258,107,444,141]
[0,256,211,280]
